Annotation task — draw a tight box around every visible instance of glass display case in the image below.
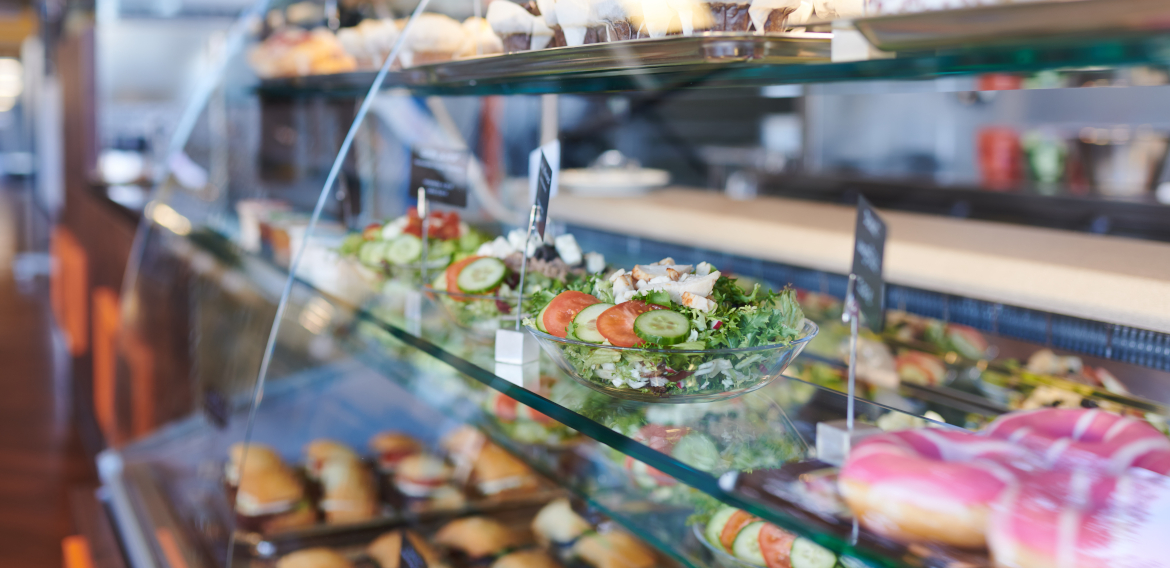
[94,1,1170,567]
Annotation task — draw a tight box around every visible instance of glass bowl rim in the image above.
[525,318,818,355]
[422,284,528,303]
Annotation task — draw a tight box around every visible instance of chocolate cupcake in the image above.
[555,0,604,46]
[488,0,537,52]
[703,0,752,31]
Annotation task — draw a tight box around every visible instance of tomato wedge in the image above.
[758,524,798,568]
[542,291,600,338]
[720,510,760,552]
[596,301,664,347]
[445,255,483,301]
[491,392,518,422]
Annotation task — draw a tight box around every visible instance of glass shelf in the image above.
[162,225,977,568]
[255,31,1170,97]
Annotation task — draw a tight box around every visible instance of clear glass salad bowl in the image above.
[423,285,526,338]
[526,319,818,403]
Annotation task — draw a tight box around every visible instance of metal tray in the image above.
[259,33,831,94]
[854,0,1170,52]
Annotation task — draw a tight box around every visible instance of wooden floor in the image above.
[0,186,98,567]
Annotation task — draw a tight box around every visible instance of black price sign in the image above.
[851,196,887,332]
[534,152,552,238]
[410,147,469,207]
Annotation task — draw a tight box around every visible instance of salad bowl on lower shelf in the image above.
[423,285,525,338]
[527,319,817,403]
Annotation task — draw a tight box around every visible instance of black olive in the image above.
[1080,398,1099,408]
[533,244,559,262]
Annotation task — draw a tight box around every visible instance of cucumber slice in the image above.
[732,521,767,566]
[671,433,720,473]
[705,506,739,552]
[633,310,690,346]
[572,303,614,344]
[456,257,508,294]
[385,234,423,266]
[357,241,383,266]
[791,538,836,568]
[535,302,550,333]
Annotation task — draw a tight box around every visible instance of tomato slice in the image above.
[758,524,798,568]
[445,255,483,301]
[720,510,760,552]
[491,392,518,422]
[596,301,664,347]
[542,291,601,338]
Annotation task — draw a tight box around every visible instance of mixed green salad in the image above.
[338,209,489,279]
[524,259,812,398]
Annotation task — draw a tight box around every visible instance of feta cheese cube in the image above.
[584,252,606,274]
[554,234,583,266]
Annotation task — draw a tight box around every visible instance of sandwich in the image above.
[226,442,284,488]
[434,516,528,558]
[394,454,454,498]
[367,530,446,568]
[470,444,538,496]
[235,466,316,533]
[276,548,354,568]
[532,498,592,546]
[571,531,656,568]
[492,550,563,568]
[304,439,360,481]
[369,432,423,473]
[319,459,379,524]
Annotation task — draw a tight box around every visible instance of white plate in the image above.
[560,168,670,197]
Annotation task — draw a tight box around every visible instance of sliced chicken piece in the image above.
[641,270,721,305]
[652,257,675,266]
[612,272,635,302]
[608,268,627,283]
[632,264,694,282]
[695,262,715,276]
[681,292,717,312]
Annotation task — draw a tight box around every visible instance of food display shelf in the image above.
[255,25,1170,97]
[154,227,1055,568]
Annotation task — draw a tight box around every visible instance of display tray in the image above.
[854,0,1170,52]
[258,33,831,94]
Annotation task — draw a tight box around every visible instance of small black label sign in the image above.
[203,387,230,429]
[851,196,887,332]
[410,147,468,207]
[534,152,552,238]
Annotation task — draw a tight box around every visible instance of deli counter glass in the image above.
[94,1,1170,568]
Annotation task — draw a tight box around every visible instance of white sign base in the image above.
[816,419,882,466]
[495,328,539,365]
[494,360,540,388]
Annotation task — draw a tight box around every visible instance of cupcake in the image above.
[748,0,797,32]
[667,0,713,35]
[459,16,505,57]
[487,1,537,52]
[535,0,568,46]
[555,0,603,46]
[532,16,555,49]
[401,13,467,67]
[703,0,752,31]
[593,0,637,41]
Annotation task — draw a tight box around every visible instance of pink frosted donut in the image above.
[984,408,1170,475]
[988,468,1170,568]
[838,429,1026,548]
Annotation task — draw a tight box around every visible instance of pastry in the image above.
[225,442,284,488]
[459,17,505,57]
[276,548,354,568]
[394,454,454,497]
[488,1,537,52]
[570,531,656,568]
[319,459,379,524]
[492,550,563,568]
[369,432,423,473]
[441,425,488,466]
[368,530,446,568]
[401,13,466,67]
[304,439,360,481]
[337,19,401,69]
[235,466,316,533]
[592,0,637,41]
[249,28,358,78]
[532,498,592,546]
[434,517,528,558]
